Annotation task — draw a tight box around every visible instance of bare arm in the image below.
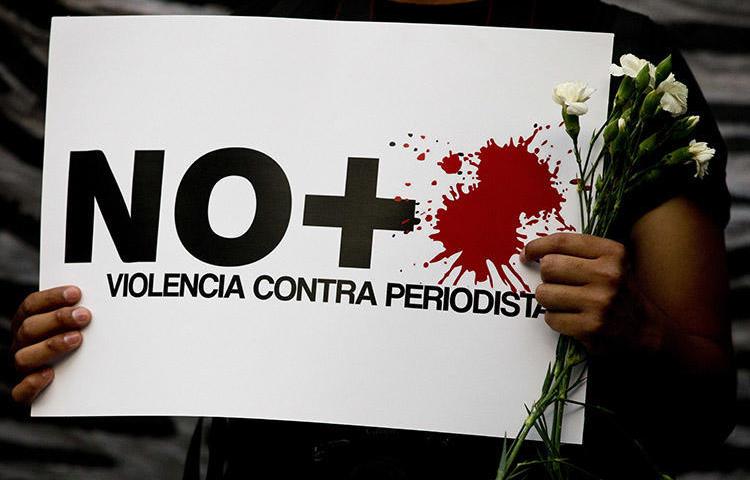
[628,196,732,376]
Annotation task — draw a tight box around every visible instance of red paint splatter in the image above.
[438,151,462,174]
[428,128,566,291]
[425,214,433,222]
[417,152,426,161]
[394,196,403,202]
[423,262,429,268]
[420,135,426,139]
[403,143,409,148]
[431,180,438,186]
[405,182,412,187]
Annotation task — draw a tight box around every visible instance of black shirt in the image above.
[185,2,731,479]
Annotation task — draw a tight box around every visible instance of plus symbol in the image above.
[303,157,416,268]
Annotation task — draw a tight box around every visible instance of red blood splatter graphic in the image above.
[431,180,438,186]
[394,196,403,202]
[405,182,412,187]
[417,152,426,161]
[438,151,462,174]
[425,214,433,222]
[428,127,567,291]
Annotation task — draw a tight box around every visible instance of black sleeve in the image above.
[606,6,730,230]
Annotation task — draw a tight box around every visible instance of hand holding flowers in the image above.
[496,53,715,480]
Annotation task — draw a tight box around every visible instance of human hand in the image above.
[10,286,90,404]
[521,233,633,352]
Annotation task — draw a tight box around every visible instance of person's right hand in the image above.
[10,286,90,405]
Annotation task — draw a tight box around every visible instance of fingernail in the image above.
[63,332,81,346]
[40,368,53,380]
[63,287,79,303]
[71,308,89,325]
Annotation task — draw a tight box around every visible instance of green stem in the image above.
[496,363,575,480]
[572,138,590,228]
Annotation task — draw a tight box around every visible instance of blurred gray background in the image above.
[0,1,748,478]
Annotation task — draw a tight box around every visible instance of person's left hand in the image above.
[521,232,631,352]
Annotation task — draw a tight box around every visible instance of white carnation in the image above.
[552,81,595,116]
[687,139,715,178]
[656,73,688,116]
[609,54,656,87]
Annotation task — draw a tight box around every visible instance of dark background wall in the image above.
[0,1,748,478]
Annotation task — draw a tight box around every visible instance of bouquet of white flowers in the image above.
[495,53,715,480]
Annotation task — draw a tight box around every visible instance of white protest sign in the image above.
[36,16,612,443]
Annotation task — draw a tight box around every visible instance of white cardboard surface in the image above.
[36,16,613,444]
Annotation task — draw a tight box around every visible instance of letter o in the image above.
[274,276,296,301]
[175,148,292,266]
[449,287,473,313]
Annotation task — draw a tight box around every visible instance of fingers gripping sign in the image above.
[11,286,91,405]
[521,233,628,351]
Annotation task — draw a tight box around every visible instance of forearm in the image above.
[630,276,733,375]
[590,282,736,463]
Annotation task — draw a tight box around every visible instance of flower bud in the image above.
[670,115,700,142]
[562,107,580,139]
[614,76,634,108]
[639,90,664,120]
[637,132,660,157]
[661,146,691,166]
[654,54,672,85]
[602,118,619,143]
[631,169,662,191]
[635,64,651,92]
[609,129,627,156]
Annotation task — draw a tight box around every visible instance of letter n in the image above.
[65,150,164,263]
